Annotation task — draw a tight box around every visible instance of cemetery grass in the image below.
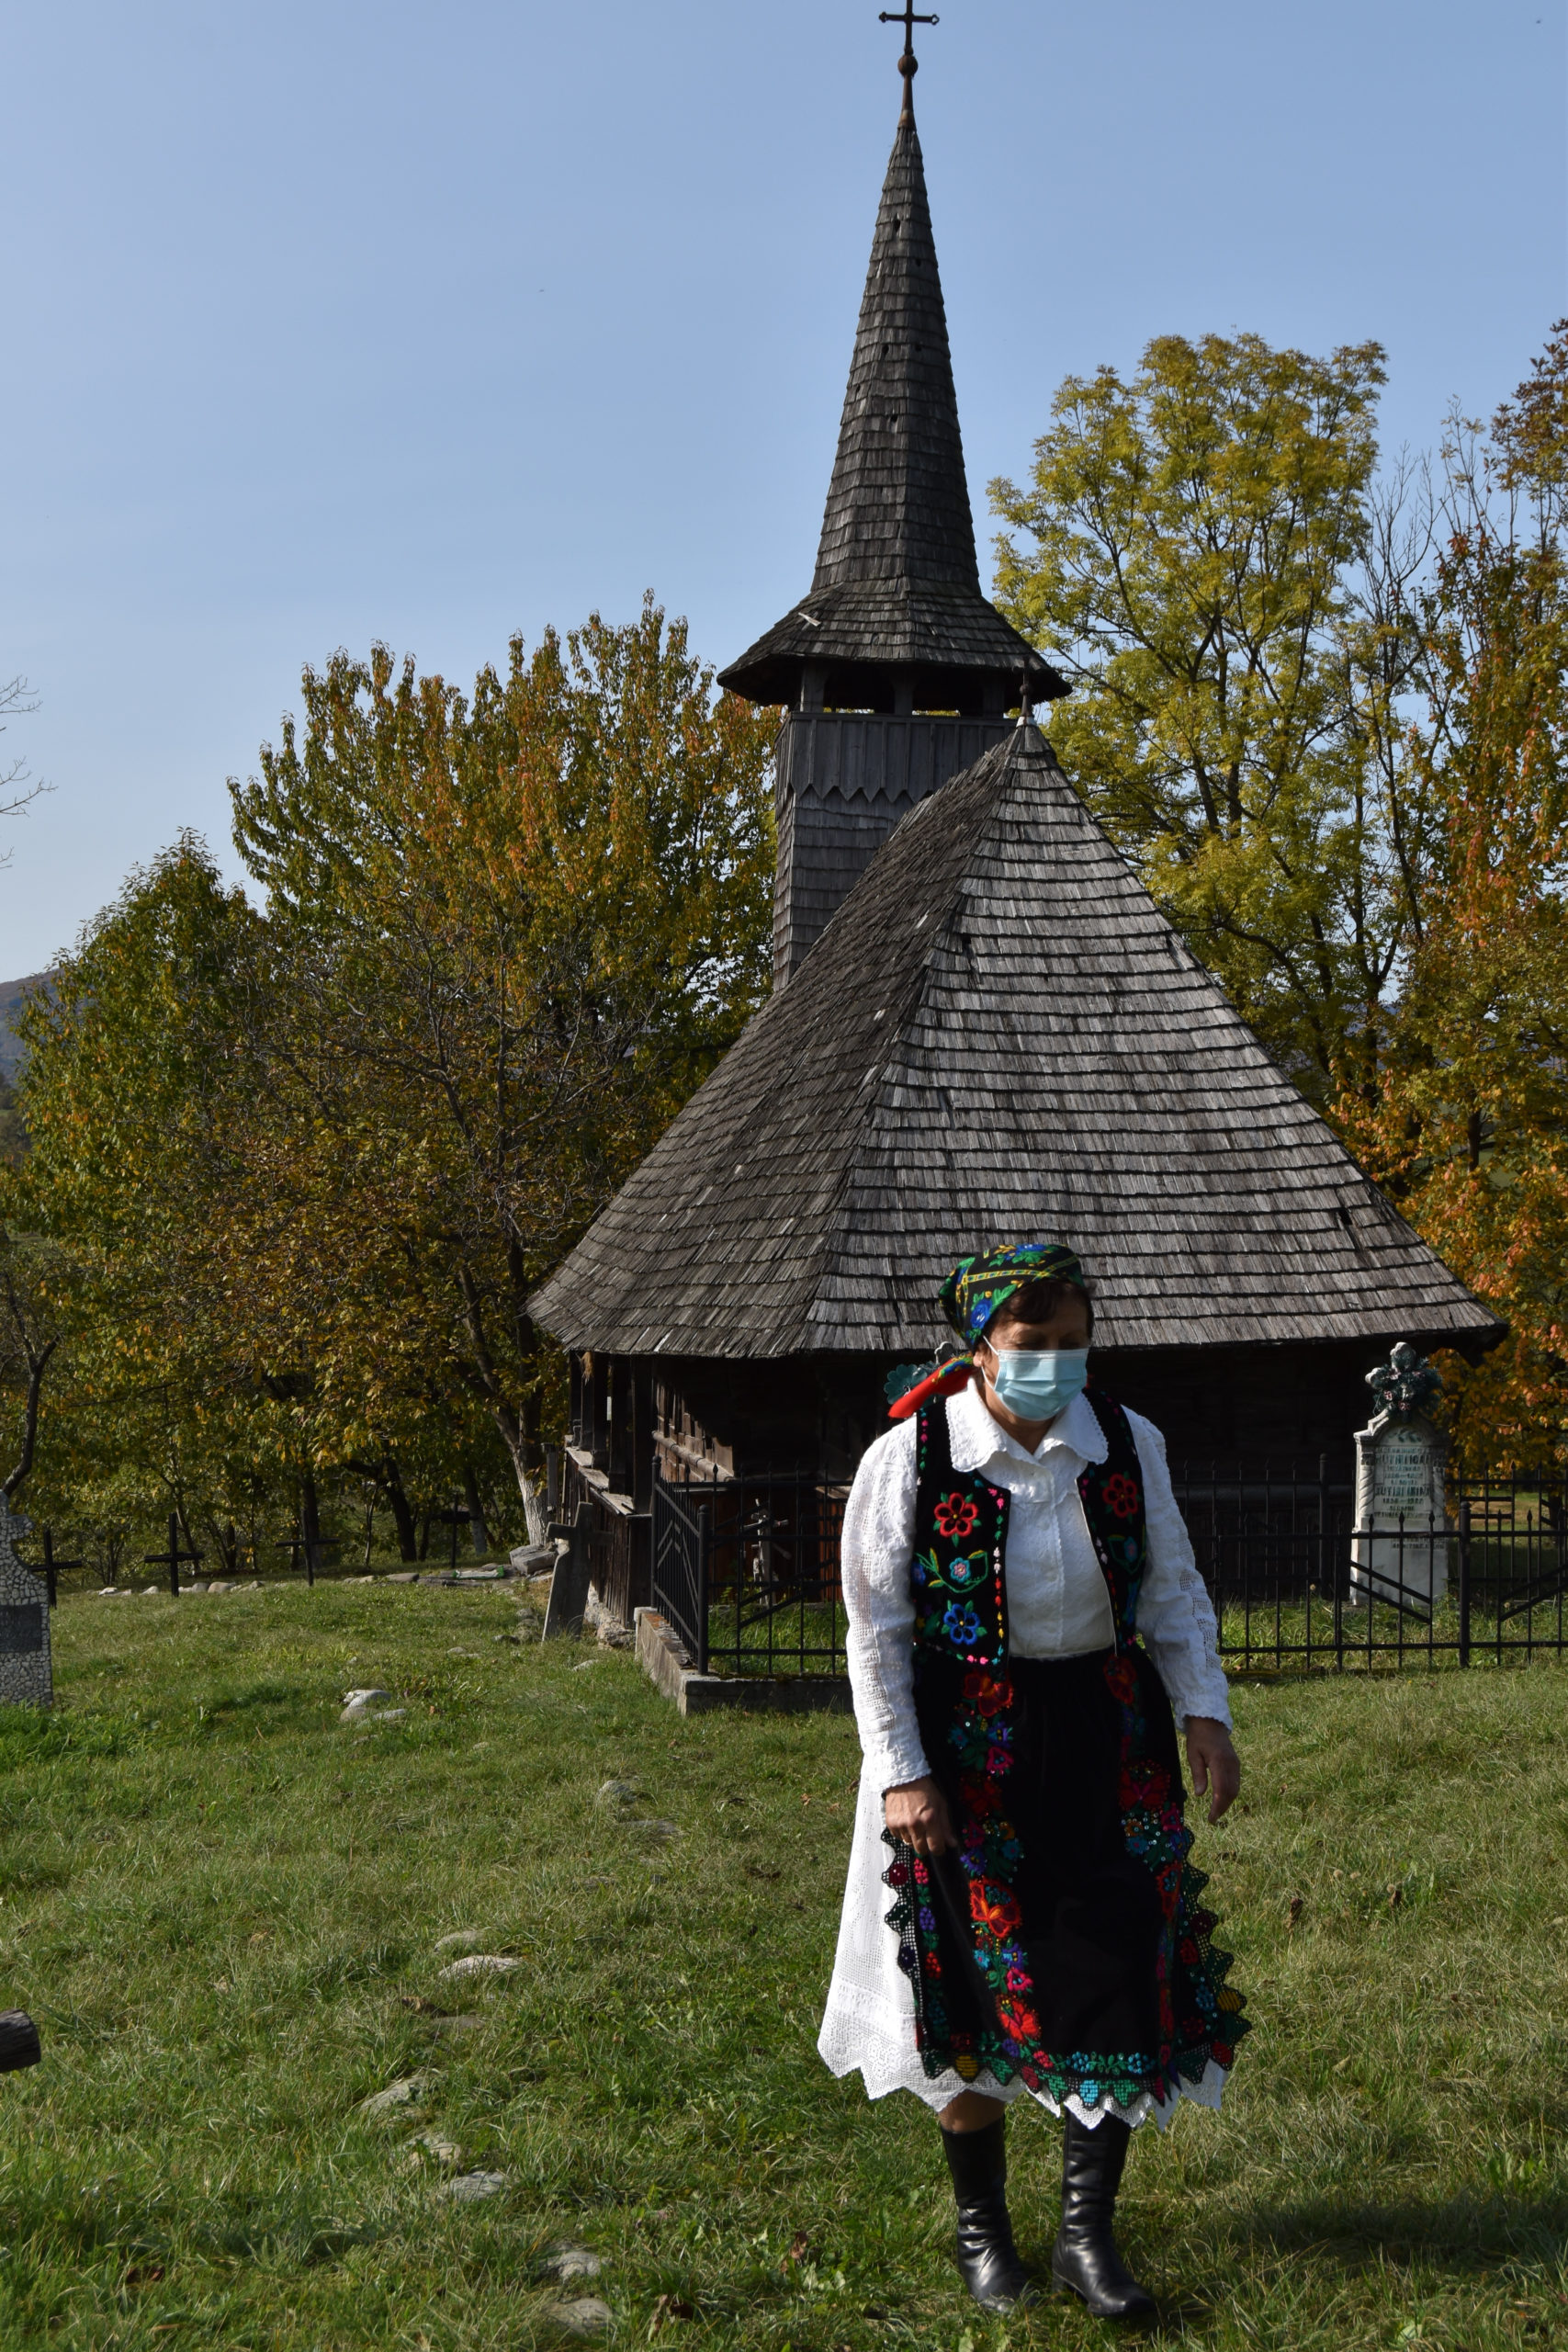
[0,1589,1562,2350]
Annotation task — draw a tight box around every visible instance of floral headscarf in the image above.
[939,1240,1086,1346]
[886,1239,1089,1420]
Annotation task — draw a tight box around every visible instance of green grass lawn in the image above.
[0,1581,1563,2350]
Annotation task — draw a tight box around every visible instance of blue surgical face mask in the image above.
[987,1347,1089,1421]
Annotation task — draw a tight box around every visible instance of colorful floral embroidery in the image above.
[942,1600,984,1647]
[1102,1471,1139,1519]
[934,1491,980,1538]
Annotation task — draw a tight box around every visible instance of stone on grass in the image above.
[444,2169,509,2201]
[404,2132,465,2169]
[437,1953,521,1981]
[596,1780,639,1811]
[340,1688,394,1722]
[425,2012,484,2039]
[433,1928,486,1954]
[549,2296,613,2335]
[628,1818,681,1844]
[357,2073,433,2120]
[542,2244,603,2283]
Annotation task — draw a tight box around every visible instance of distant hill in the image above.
[0,974,47,1080]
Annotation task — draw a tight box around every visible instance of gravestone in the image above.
[1350,1342,1449,1615]
[0,1496,51,1706]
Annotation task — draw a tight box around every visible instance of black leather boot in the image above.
[1051,2111,1156,2320]
[941,2118,1037,2313]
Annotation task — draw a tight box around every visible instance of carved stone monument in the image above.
[0,1495,51,1706]
[1350,1343,1449,1615]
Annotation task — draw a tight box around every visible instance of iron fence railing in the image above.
[1172,1459,1568,1671]
[651,1469,847,1679]
[652,1458,1568,1680]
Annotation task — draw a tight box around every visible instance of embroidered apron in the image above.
[882,1387,1248,2113]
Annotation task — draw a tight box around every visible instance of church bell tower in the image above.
[718,11,1066,984]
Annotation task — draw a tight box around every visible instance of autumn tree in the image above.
[11,842,300,1556]
[1337,326,1568,1463]
[990,333,1432,1097]
[227,596,774,1530]
[15,601,774,1552]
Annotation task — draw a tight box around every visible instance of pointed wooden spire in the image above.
[720,103,1062,714]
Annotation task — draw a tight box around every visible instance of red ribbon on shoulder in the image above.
[887,1360,975,1421]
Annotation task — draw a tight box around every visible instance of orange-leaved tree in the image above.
[1336,326,1568,1464]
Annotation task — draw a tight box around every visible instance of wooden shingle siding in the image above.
[532,728,1501,1362]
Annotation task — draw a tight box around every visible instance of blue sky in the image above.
[1,0,1564,975]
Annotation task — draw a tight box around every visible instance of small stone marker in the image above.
[436,1953,521,1981]
[542,2245,603,2283]
[444,2169,509,2201]
[549,2296,612,2335]
[358,2073,433,2121]
[433,1928,486,1954]
[0,1496,51,1708]
[340,1688,394,1723]
[1350,1342,1450,1615]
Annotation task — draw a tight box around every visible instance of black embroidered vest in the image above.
[910,1383,1149,1664]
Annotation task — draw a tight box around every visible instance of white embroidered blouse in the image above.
[840,1379,1232,1792]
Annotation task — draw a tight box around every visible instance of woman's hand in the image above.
[1186,1717,1241,1824]
[884,1776,956,1856]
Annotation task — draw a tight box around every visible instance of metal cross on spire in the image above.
[878,2,939,124]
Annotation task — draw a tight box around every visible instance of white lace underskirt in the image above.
[817,1767,1230,2132]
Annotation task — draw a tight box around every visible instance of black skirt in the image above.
[914,1649,1179,2066]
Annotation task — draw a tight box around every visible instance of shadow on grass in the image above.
[1228,2188,1568,2270]
[9,2187,380,2274]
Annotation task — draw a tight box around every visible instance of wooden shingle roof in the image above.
[719,118,1066,711]
[532,726,1500,1361]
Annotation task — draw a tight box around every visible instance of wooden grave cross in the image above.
[143,1510,204,1598]
[274,1530,342,1586]
[39,1528,85,1610]
[431,1499,470,1576]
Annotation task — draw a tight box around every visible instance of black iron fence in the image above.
[1173,1458,1568,1671]
[651,1469,848,1678]
[650,1458,1568,1682]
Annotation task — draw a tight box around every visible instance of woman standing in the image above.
[818,1241,1247,2319]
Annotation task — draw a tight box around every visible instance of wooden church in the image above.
[531,40,1500,1615]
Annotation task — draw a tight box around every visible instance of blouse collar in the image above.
[946,1376,1108,1476]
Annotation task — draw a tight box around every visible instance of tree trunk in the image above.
[301,1470,322,1578]
[383,1462,419,1562]
[462,1463,491,1558]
